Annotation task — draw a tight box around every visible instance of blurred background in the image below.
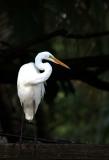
[0,1,109,144]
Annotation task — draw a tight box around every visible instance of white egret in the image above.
[17,51,70,122]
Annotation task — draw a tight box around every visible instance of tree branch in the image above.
[14,29,109,49]
[0,55,109,91]
[0,29,109,61]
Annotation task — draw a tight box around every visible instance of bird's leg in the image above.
[19,112,24,151]
[34,118,37,144]
[33,118,37,156]
[33,101,37,155]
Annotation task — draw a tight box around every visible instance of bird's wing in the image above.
[17,62,43,86]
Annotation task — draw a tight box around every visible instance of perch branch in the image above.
[0,29,109,60]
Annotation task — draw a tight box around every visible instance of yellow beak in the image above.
[49,56,70,69]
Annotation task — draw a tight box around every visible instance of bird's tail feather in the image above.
[23,101,36,122]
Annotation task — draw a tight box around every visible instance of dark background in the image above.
[0,1,109,144]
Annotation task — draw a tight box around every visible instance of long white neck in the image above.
[35,56,52,83]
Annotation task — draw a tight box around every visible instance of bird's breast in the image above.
[18,84,34,100]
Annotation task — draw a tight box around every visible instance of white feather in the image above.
[17,63,46,121]
[17,52,53,121]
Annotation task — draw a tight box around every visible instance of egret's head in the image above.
[36,51,70,69]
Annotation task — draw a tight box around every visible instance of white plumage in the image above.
[17,51,70,122]
[17,63,45,121]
